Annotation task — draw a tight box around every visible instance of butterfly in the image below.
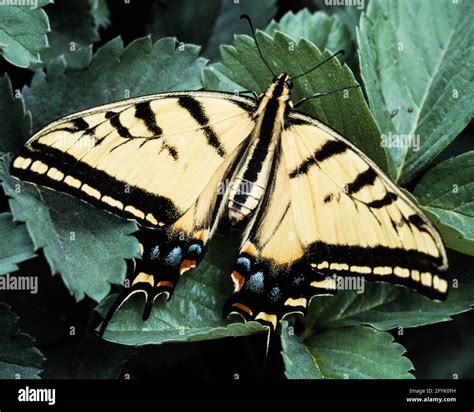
[10,16,448,335]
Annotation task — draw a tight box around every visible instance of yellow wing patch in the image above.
[242,154,305,266]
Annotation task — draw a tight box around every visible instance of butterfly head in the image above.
[266,74,293,101]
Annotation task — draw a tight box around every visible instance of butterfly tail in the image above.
[98,287,148,338]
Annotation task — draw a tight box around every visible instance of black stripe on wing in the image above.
[288,140,347,178]
[308,241,444,272]
[134,101,163,136]
[366,192,398,208]
[178,96,227,158]
[307,241,448,300]
[346,167,377,195]
[11,142,180,227]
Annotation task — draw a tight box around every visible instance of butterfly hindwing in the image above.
[11,91,255,228]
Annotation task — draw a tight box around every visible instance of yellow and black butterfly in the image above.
[10,16,448,334]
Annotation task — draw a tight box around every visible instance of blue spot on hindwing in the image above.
[269,286,282,302]
[150,245,160,260]
[237,256,251,271]
[247,271,264,293]
[165,246,182,266]
[187,243,202,256]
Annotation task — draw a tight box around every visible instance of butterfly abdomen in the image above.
[228,145,274,223]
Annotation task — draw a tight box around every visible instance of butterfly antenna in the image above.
[240,14,275,77]
[292,49,345,80]
[294,84,361,108]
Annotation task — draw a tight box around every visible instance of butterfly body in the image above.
[10,72,449,334]
[228,74,291,223]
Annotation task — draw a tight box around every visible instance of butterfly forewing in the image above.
[11,91,256,228]
[282,112,448,297]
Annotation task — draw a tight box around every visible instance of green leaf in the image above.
[24,36,207,131]
[149,0,276,60]
[413,152,474,256]
[0,154,140,302]
[0,0,50,68]
[0,212,35,275]
[39,0,99,66]
[42,337,135,379]
[309,0,365,40]
[265,9,352,54]
[0,263,86,346]
[0,74,32,155]
[404,310,474,379]
[281,321,413,379]
[204,31,387,170]
[0,303,44,379]
[358,0,474,184]
[97,233,266,345]
[90,0,110,30]
[301,250,474,335]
